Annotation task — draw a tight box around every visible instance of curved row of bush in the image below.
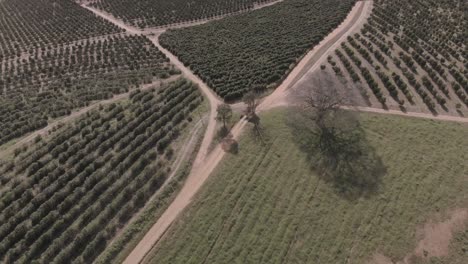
[0,78,202,263]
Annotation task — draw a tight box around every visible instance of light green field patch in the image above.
[147,108,468,264]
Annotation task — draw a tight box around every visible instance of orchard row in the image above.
[0,78,202,263]
[160,0,356,101]
[0,35,180,145]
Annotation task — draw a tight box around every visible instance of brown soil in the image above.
[369,209,468,264]
[412,209,467,260]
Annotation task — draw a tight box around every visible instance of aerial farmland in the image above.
[0,0,466,263]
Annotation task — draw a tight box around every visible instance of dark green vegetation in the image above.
[89,0,269,28]
[0,34,179,145]
[160,0,356,101]
[0,0,122,60]
[330,0,467,114]
[147,109,468,264]
[0,79,203,263]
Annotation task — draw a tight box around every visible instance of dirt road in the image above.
[83,3,224,169]
[258,0,371,111]
[84,1,467,263]
[148,36,223,168]
[83,4,227,263]
[82,5,142,34]
[124,2,371,264]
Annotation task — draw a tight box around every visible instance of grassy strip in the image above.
[146,108,468,264]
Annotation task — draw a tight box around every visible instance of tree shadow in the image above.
[221,135,239,154]
[286,108,386,200]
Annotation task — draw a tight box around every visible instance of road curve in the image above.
[125,2,371,264]
[71,4,224,264]
[259,0,371,111]
[148,36,223,169]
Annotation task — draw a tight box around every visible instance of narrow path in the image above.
[84,3,223,170]
[83,0,284,34]
[345,106,468,123]
[83,4,225,264]
[82,5,142,34]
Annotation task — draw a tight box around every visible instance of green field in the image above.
[146,108,468,263]
[160,0,355,101]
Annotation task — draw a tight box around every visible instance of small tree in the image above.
[216,103,232,130]
[242,91,261,136]
[242,91,259,118]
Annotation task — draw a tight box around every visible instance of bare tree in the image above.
[242,91,259,118]
[242,91,262,138]
[288,76,385,198]
[216,103,232,130]
[300,79,345,131]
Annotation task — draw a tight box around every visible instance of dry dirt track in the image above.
[148,37,223,169]
[346,106,468,123]
[81,4,226,264]
[82,1,468,263]
[257,0,371,112]
[123,2,374,264]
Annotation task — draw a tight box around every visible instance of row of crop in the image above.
[0,0,123,60]
[90,0,266,28]
[1,35,170,95]
[359,23,441,109]
[334,50,360,83]
[159,0,356,101]
[0,35,179,145]
[373,0,462,62]
[340,43,387,105]
[353,2,467,113]
[354,34,388,68]
[0,79,202,263]
[371,0,467,107]
[348,35,419,106]
[2,86,199,262]
[0,80,192,217]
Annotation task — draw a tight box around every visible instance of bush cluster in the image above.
[160,0,356,101]
[0,78,202,263]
